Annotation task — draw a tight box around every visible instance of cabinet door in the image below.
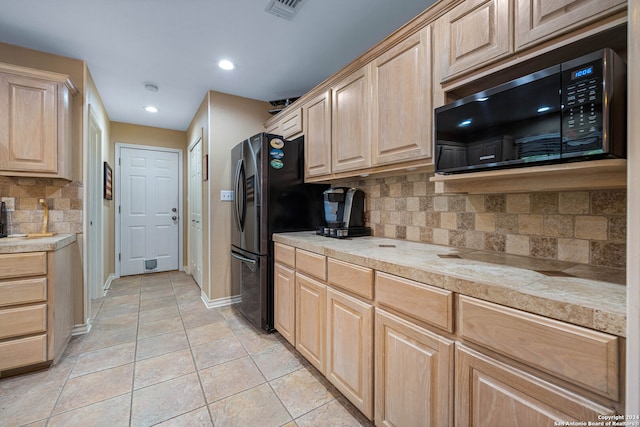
[0,73,58,173]
[435,0,512,81]
[455,344,615,427]
[295,272,326,373]
[326,287,374,420]
[515,0,626,50]
[274,263,296,346]
[331,66,371,173]
[303,90,332,179]
[281,107,303,139]
[375,309,454,427]
[372,27,432,166]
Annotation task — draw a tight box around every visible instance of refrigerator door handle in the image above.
[233,158,246,231]
[231,251,257,272]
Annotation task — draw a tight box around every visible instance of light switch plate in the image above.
[1,197,15,211]
[220,190,234,201]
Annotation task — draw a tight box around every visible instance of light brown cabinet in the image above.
[326,287,374,419]
[435,0,512,82]
[0,242,77,375]
[331,66,372,173]
[371,26,432,166]
[455,344,615,426]
[515,0,626,50]
[281,107,303,139]
[303,90,332,180]
[274,243,296,345]
[274,262,296,346]
[0,63,76,180]
[375,309,454,427]
[295,272,326,374]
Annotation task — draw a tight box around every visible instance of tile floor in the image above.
[0,271,373,427]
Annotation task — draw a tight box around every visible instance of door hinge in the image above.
[118,253,121,261]
[119,158,121,165]
[119,205,121,214]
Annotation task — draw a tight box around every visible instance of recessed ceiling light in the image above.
[145,106,158,113]
[218,59,235,70]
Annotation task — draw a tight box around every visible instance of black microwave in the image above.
[434,49,626,174]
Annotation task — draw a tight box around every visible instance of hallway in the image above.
[0,272,372,426]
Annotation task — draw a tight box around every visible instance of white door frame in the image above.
[87,106,105,300]
[115,142,184,278]
[188,132,203,287]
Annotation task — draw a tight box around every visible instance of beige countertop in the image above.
[273,231,627,337]
[0,234,77,254]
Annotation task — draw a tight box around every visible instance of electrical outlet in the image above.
[1,197,15,211]
[220,190,234,201]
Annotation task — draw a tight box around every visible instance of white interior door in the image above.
[119,146,180,276]
[188,137,203,287]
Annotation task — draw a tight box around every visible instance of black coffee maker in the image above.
[318,187,370,238]
[0,202,7,238]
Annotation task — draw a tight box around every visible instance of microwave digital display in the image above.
[434,49,625,174]
[572,66,594,80]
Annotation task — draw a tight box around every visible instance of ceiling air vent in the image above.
[265,0,304,20]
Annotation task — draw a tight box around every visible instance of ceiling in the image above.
[0,0,436,131]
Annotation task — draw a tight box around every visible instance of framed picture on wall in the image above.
[104,161,113,200]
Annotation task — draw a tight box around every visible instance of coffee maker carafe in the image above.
[319,187,370,238]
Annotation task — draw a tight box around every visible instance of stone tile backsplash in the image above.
[0,176,83,235]
[336,172,626,269]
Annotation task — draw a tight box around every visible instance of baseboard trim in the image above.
[103,273,116,295]
[72,321,92,336]
[201,293,241,309]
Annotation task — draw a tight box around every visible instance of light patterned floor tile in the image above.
[294,396,374,427]
[199,356,266,403]
[136,330,190,361]
[70,341,136,378]
[53,364,134,415]
[131,372,205,427]
[185,321,234,347]
[154,406,213,427]
[208,383,291,427]
[47,393,131,427]
[269,367,338,418]
[190,335,247,370]
[134,348,195,390]
[251,341,307,381]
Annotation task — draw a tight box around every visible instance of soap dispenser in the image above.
[0,201,7,238]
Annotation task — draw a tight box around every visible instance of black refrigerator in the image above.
[230,133,328,331]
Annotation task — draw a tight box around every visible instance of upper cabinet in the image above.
[0,63,76,181]
[331,66,372,174]
[515,0,627,50]
[281,107,303,140]
[435,0,513,82]
[303,90,332,180]
[371,26,432,166]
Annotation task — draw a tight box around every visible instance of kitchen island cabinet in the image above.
[0,234,78,376]
[0,63,76,181]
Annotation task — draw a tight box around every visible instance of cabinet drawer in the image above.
[0,278,47,307]
[296,249,326,281]
[458,295,619,400]
[281,107,303,139]
[0,334,48,370]
[0,304,47,339]
[274,243,296,268]
[327,258,373,300]
[0,252,47,279]
[376,272,453,332]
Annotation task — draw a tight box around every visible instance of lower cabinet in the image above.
[295,272,326,373]
[375,309,454,427]
[455,344,615,427]
[326,287,374,419]
[273,262,296,346]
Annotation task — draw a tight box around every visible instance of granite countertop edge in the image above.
[273,231,627,337]
[0,234,77,254]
